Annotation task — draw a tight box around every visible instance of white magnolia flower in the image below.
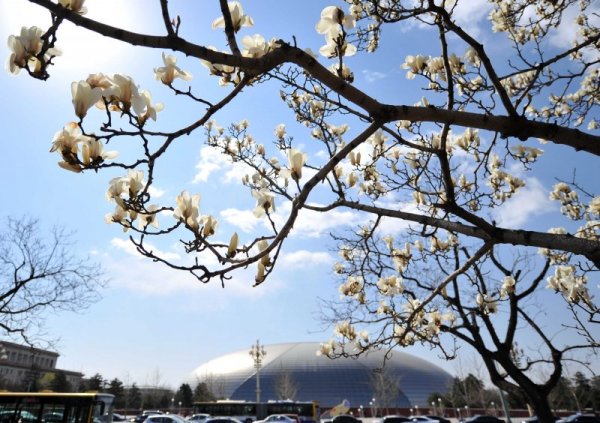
[138,204,160,230]
[174,190,201,231]
[212,1,254,32]
[227,232,239,258]
[319,31,357,58]
[154,52,192,85]
[328,63,354,82]
[105,205,130,231]
[274,124,286,139]
[588,196,600,216]
[106,176,128,204]
[402,55,428,79]
[317,340,336,357]
[252,189,275,217]
[7,26,61,75]
[81,138,118,166]
[287,148,307,181]
[132,90,164,124]
[315,6,355,35]
[476,293,498,315]
[58,0,87,14]
[241,34,270,58]
[500,275,516,297]
[201,215,218,238]
[71,81,102,119]
[109,74,139,112]
[50,122,95,173]
[125,169,145,198]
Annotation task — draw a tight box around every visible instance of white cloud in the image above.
[221,201,362,238]
[548,3,600,60]
[148,185,165,199]
[280,250,335,269]
[104,237,280,299]
[362,70,387,83]
[221,208,258,233]
[193,147,230,183]
[451,0,492,39]
[494,177,555,228]
[193,146,259,185]
[275,202,363,238]
[110,237,181,261]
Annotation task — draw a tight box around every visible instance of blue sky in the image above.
[0,0,598,390]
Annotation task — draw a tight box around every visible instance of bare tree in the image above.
[370,367,400,415]
[0,216,105,343]
[275,368,298,401]
[201,373,227,400]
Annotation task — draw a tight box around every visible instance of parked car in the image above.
[424,416,450,423]
[521,416,559,423]
[131,412,167,423]
[203,418,243,423]
[409,417,439,423]
[460,415,505,423]
[188,415,211,423]
[330,415,362,423]
[378,415,411,423]
[258,416,297,423]
[145,415,187,423]
[113,414,128,422]
[557,414,600,423]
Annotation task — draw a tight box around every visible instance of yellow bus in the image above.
[0,392,115,423]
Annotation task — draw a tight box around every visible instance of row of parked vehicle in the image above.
[119,411,303,423]
[521,414,600,423]
[320,413,600,423]
[321,414,454,423]
[118,411,235,423]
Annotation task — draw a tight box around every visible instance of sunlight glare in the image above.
[1,0,154,78]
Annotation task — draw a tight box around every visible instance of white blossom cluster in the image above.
[316,6,357,58]
[546,265,593,306]
[6,26,61,76]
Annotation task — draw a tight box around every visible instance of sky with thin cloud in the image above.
[0,0,597,389]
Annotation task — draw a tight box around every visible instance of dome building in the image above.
[189,342,452,408]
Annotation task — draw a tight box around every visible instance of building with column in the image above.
[0,340,83,390]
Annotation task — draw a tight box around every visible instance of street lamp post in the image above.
[431,402,436,415]
[249,340,267,404]
[438,398,443,416]
[171,397,175,413]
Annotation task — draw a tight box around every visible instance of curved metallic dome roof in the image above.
[189,342,452,407]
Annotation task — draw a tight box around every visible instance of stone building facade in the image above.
[0,340,83,390]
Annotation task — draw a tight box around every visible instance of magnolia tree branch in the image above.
[25,0,600,156]
[337,200,600,266]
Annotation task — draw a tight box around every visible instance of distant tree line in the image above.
[0,369,223,412]
[429,372,600,414]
